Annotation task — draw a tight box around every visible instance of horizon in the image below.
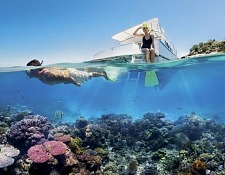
[1,0,225,67]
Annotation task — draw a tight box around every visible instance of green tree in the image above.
[221,44,225,52]
[199,42,204,48]
[215,42,225,52]
[201,45,208,52]
[206,39,214,46]
[190,44,198,52]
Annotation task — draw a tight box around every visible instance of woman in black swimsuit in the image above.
[133,24,155,63]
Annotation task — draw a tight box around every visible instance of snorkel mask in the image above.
[26,59,44,78]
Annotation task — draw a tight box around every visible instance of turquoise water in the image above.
[1,54,225,123]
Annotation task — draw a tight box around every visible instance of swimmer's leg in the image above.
[84,68,116,81]
[92,71,110,80]
[69,77,82,86]
[141,48,150,63]
[150,48,155,63]
[92,71,116,82]
[92,72,105,78]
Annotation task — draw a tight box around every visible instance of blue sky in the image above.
[1,0,225,67]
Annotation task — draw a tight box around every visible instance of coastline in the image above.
[181,52,224,59]
[181,39,225,59]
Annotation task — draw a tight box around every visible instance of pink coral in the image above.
[28,141,68,163]
[27,144,51,163]
[43,141,67,156]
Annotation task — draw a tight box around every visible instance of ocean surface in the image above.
[1,54,225,123]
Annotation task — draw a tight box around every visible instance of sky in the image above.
[1,0,225,67]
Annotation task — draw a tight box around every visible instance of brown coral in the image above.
[192,159,207,171]
[54,133,71,143]
[62,149,79,166]
[78,153,102,172]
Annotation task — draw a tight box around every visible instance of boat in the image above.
[91,18,177,64]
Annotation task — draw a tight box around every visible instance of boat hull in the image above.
[92,40,177,63]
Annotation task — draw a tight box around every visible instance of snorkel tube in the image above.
[40,59,44,66]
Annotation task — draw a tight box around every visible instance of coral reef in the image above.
[27,141,68,163]
[69,137,85,154]
[27,139,102,174]
[75,116,89,129]
[77,153,102,172]
[43,140,68,156]
[2,106,225,175]
[53,133,72,143]
[127,160,138,173]
[27,144,51,163]
[7,115,52,148]
[0,144,20,168]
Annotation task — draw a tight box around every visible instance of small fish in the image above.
[54,110,64,119]
[176,107,183,110]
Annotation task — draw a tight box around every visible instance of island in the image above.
[181,39,225,58]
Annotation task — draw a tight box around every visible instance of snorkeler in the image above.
[26,59,114,86]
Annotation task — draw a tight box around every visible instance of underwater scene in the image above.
[1,54,225,175]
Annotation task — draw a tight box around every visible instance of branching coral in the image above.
[69,137,85,154]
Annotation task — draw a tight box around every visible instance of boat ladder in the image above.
[123,71,141,94]
[131,55,145,63]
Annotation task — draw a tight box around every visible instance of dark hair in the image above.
[26,59,43,78]
[27,59,41,66]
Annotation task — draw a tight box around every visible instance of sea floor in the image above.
[1,106,225,175]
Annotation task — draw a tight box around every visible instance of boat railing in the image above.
[93,43,142,59]
[152,30,176,55]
